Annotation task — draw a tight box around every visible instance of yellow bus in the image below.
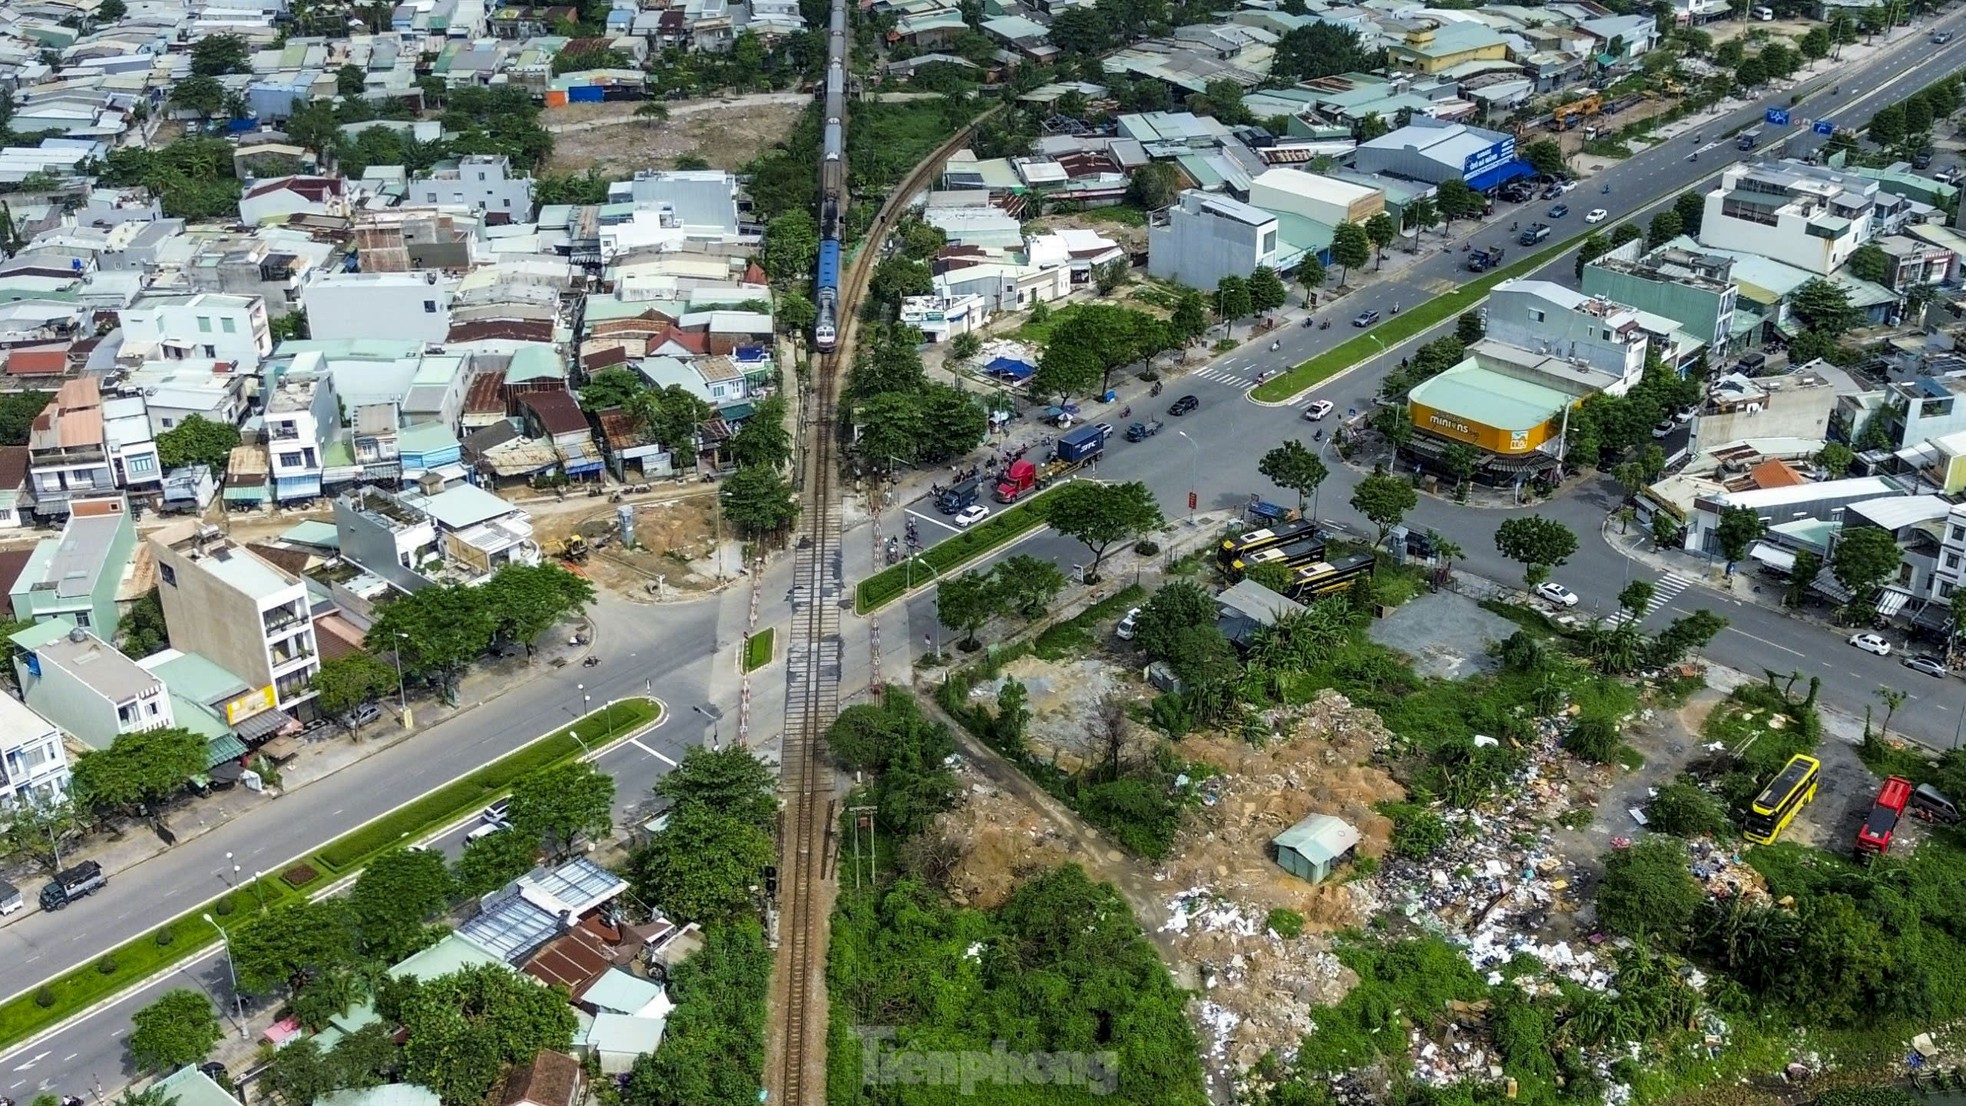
[1217,519,1318,567]
[1743,753,1821,844]
[1286,552,1377,600]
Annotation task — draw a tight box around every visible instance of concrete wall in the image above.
[1147,191,1278,291]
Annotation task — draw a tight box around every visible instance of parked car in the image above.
[1904,654,1950,677]
[1534,581,1579,607]
[954,504,991,528]
[1303,400,1335,421]
[1352,309,1381,327]
[1116,607,1143,640]
[1585,208,1608,223]
[482,798,512,828]
[1848,632,1893,656]
[1168,394,1200,416]
[1548,203,1571,218]
[1557,179,1578,193]
[1651,419,1677,439]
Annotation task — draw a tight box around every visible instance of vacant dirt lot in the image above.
[546,99,806,176]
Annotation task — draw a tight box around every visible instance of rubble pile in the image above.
[971,655,1137,773]
[927,777,1077,910]
[1687,838,1772,905]
[1161,890,1355,1074]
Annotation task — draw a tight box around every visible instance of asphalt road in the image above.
[0,593,732,1095]
[896,15,1966,750]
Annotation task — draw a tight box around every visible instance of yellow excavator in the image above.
[558,535,590,563]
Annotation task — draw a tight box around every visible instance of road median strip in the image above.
[1248,245,1575,404]
[855,488,1060,614]
[0,696,662,1053]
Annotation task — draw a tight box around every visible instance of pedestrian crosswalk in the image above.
[1607,572,1692,628]
[1188,364,1260,388]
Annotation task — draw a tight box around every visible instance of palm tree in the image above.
[1875,685,1908,737]
[1426,530,1463,576]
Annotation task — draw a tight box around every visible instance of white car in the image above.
[1849,632,1893,656]
[1116,606,1143,640]
[1303,400,1335,421]
[1584,208,1609,224]
[954,504,990,528]
[1558,179,1578,193]
[1534,581,1579,607]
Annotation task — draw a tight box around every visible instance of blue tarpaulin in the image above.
[1467,159,1536,193]
[985,357,1035,381]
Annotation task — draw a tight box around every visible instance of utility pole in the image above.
[847,805,877,890]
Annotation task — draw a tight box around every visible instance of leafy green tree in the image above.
[1043,480,1164,580]
[97,0,127,18]
[1455,310,1485,345]
[2,794,82,874]
[1350,469,1417,546]
[937,569,1004,648]
[1647,777,1731,836]
[1329,221,1371,286]
[190,33,251,75]
[118,589,169,659]
[348,847,454,962]
[1297,255,1327,305]
[0,391,50,446]
[1597,836,1702,946]
[1618,578,1657,617]
[390,964,577,1106]
[1847,242,1891,285]
[1404,194,1439,239]
[336,64,366,97]
[128,988,223,1072]
[1646,209,1684,248]
[1215,274,1252,324]
[657,745,778,830]
[1247,265,1288,313]
[170,75,225,119]
[508,760,615,857]
[1257,439,1330,514]
[452,828,537,897]
[762,209,819,283]
[619,922,772,1106]
[627,805,774,924]
[156,414,240,471]
[260,1038,339,1106]
[1714,505,1766,567]
[1435,178,1483,222]
[1816,441,1855,477]
[1363,212,1398,268]
[1791,279,1862,337]
[776,290,816,337]
[728,395,791,470]
[1270,21,1376,80]
[1831,525,1903,608]
[992,554,1068,619]
[1799,24,1832,58]
[718,464,799,535]
[310,650,397,735]
[1493,515,1579,586]
[1171,290,1209,342]
[1868,102,1906,146]
[866,254,932,314]
[1125,161,1180,210]
[229,900,356,997]
[1575,231,1612,280]
[369,585,495,698]
[1032,333,1103,402]
[1522,138,1567,177]
[1132,580,1216,663]
[1786,549,1823,607]
[949,331,983,361]
[579,366,645,411]
[71,726,206,816]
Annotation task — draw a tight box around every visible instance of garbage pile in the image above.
[1687,838,1772,905]
[927,776,1079,911]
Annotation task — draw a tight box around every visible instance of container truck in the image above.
[994,424,1108,502]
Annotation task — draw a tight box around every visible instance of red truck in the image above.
[994,424,1109,503]
[1855,775,1914,857]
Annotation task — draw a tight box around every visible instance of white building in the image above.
[10,620,175,750]
[263,368,339,504]
[151,523,323,711]
[0,693,71,809]
[237,176,350,225]
[1147,190,1279,292]
[1248,168,1386,229]
[301,271,458,344]
[1699,161,1879,276]
[1934,503,1966,606]
[1486,280,1649,385]
[118,292,273,365]
[411,155,536,219]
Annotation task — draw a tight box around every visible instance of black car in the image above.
[1548,203,1570,218]
[1352,309,1381,327]
[1168,394,1200,416]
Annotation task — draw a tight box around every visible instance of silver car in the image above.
[1904,654,1949,678]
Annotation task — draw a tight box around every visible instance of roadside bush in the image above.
[1564,714,1620,764]
[213,895,235,916]
[1597,836,1702,947]
[95,956,116,975]
[154,927,174,947]
[32,988,53,1009]
[1135,539,1160,555]
[1647,777,1731,838]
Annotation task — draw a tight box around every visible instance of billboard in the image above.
[1408,401,1558,454]
[1461,136,1518,180]
[225,686,276,724]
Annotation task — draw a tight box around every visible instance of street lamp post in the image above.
[568,729,590,758]
[392,632,410,727]
[203,913,246,1038]
[1176,431,1200,525]
[576,682,584,719]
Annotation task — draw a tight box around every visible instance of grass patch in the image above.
[1129,285,1182,311]
[1699,683,1820,780]
[314,698,659,871]
[1251,240,1569,402]
[0,871,293,1048]
[1857,735,1937,784]
[855,492,1057,613]
[1075,204,1147,226]
[1031,585,1147,660]
[1011,302,1090,345]
[742,628,774,673]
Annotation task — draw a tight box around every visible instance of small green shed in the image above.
[1273,814,1361,884]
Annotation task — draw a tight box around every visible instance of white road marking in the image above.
[631,738,676,766]
[13,1052,47,1071]
[906,509,960,535]
[60,1055,74,1064]
[1725,627,1805,657]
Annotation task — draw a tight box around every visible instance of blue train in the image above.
[813,0,848,351]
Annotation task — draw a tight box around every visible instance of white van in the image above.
[1751,6,1774,19]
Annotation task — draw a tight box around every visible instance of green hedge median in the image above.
[1251,240,1570,403]
[0,697,661,1052]
[855,492,1057,614]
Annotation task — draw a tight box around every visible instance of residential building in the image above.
[332,482,539,592]
[1930,503,1966,605]
[264,370,339,505]
[1842,375,1966,453]
[0,448,27,530]
[102,396,161,496]
[237,176,350,225]
[1485,280,1649,384]
[150,523,322,710]
[1248,168,1384,229]
[1685,476,1900,556]
[1583,244,1741,354]
[1692,364,1844,456]
[518,391,605,481]
[412,155,536,220]
[1353,119,1530,191]
[1147,190,1279,292]
[0,693,71,808]
[10,619,173,750]
[1699,161,1880,275]
[120,360,252,437]
[8,496,137,638]
[26,377,114,522]
[118,292,273,365]
[301,272,458,344]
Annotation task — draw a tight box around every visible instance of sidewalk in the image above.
[0,617,594,898]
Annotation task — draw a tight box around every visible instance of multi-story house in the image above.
[411,155,536,220]
[118,292,273,365]
[26,377,115,523]
[9,619,174,750]
[1485,280,1649,386]
[300,271,458,344]
[1147,191,1280,294]
[150,523,322,710]
[264,370,339,505]
[0,693,72,809]
[8,496,138,638]
[1699,161,1881,276]
[333,481,540,592]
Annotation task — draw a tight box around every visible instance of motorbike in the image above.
[1695,132,1703,142]
[1120,406,1131,418]
[1692,152,1699,161]
[1391,303,1401,315]
[582,656,600,668]
[1600,184,1610,194]
[1319,320,1330,330]
[1461,243,1471,252]
[1270,339,1281,351]
[1314,428,1324,441]
[1150,381,1163,397]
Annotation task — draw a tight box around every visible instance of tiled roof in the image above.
[498,1050,582,1106]
[0,446,28,488]
[583,345,629,370]
[520,389,590,436]
[6,347,69,376]
[449,318,554,343]
[464,370,508,414]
